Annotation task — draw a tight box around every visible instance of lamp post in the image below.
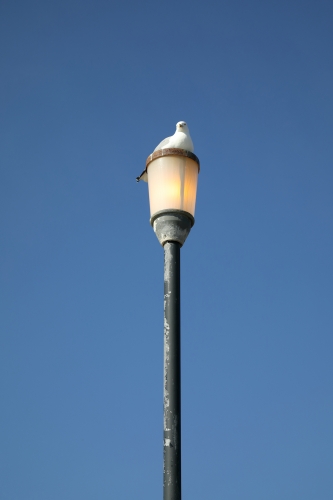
[143,148,200,500]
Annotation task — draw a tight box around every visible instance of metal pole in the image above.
[151,209,194,500]
[163,241,181,500]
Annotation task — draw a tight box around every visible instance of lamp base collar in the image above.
[150,209,195,247]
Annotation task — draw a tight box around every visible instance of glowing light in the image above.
[147,155,199,217]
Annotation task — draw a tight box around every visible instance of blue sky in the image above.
[1,0,332,498]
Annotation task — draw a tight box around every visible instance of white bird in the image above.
[136,121,194,182]
[154,121,194,152]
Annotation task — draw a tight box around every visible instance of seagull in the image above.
[136,121,194,182]
[153,121,194,152]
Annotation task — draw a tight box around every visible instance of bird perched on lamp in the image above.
[136,121,194,182]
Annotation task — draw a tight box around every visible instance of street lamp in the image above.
[141,147,200,500]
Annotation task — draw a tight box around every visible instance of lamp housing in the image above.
[146,149,200,220]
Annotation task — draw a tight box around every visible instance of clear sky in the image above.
[1,0,332,499]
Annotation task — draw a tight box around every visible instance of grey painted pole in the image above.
[151,209,194,500]
[163,241,181,500]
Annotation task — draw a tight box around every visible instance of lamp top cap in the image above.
[146,148,200,170]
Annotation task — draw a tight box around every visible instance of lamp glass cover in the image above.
[147,155,199,217]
